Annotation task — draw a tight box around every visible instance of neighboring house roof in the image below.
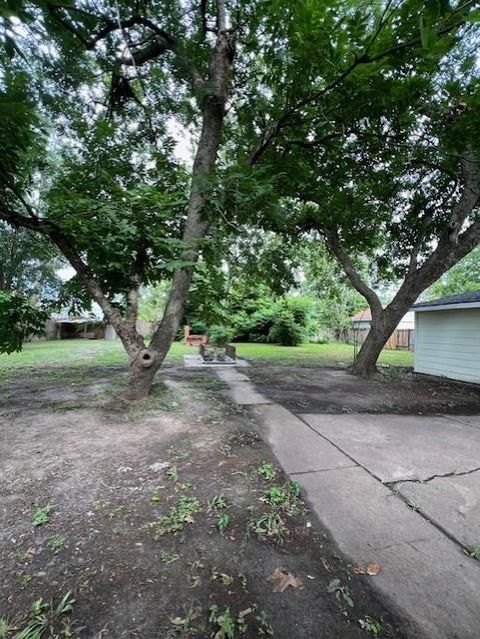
[351,309,372,322]
[412,290,480,312]
[351,308,415,330]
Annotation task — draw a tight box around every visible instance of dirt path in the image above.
[0,365,407,638]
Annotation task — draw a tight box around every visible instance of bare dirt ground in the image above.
[247,363,480,415]
[0,363,408,638]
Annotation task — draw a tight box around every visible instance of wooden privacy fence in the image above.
[347,328,414,351]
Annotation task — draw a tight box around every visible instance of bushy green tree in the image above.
[0,291,49,353]
[427,247,480,299]
[2,0,479,392]
[234,1,480,374]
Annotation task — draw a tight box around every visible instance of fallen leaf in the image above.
[268,567,303,593]
[366,563,382,576]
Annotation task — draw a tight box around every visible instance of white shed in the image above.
[412,290,480,383]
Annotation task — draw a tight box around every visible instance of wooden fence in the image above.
[346,328,414,351]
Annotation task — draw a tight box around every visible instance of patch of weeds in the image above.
[255,610,274,636]
[327,578,354,608]
[208,606,235,639]
[149,496,201,539]
[107,505,126,519]
[261,481,305,515]
[170,607,202,636]
[150,492,161,505]
[20,575,33,588]
[0,618,12,639]
[49,535,65,553]
[167,466,179,482]
[257,462,276,481]
[359,616,383,637]
[468,544,480,560]
[11,591,75,639]
[32,504,53,527]
[174,481,193,493]
[211,571,234,586]
[238,573,248,592]
[248,513,287,544]
[208,493,228,512]
[224,430,261,447]
[217,513,231,534]
[92,500,107,509]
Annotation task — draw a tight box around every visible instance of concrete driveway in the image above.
[217,368,480,639]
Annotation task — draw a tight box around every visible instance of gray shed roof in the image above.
[413,289,480,310]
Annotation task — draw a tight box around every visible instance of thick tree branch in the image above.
[323,228,383,320]
[47,5,203,92]
[0,205,142,351]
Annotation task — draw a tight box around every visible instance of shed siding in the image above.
[414,309,480,383]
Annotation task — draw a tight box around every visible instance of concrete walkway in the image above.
[217,368,480,639]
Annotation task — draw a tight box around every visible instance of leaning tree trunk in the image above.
[351,323,393,375]
[351,308,407,376]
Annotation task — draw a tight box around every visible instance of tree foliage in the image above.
[1,0,480,384]
[0,291,49,353]
[427,247,480,299]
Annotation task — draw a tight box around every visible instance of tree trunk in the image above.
[351,323,393,375]
[148,26,235,376]
[126,348,161,400]
[351,299,414,376]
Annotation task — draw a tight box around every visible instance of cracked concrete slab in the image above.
[250,404,355,475]
[302,413,480,482]
[299,464,480,639]
[396,470,480,547]
[226,371,480,638]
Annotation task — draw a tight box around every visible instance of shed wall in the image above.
[414,309,480,383]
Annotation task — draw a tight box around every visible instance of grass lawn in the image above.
[0,338,413,371]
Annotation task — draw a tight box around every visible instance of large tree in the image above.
[0,0,238,398]
[1,0,478,395]
[232,0,480,375]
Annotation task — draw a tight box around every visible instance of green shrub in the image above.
[268,311,306,346]
[208,325,235,346]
